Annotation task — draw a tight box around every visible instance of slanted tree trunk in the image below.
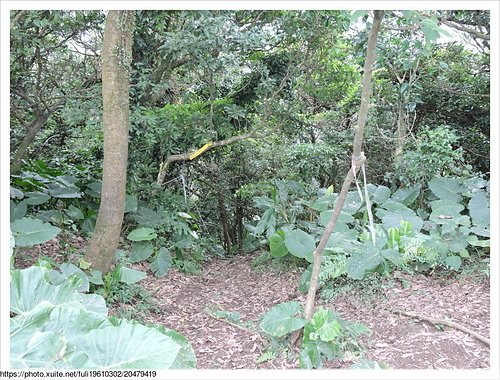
[10,113,49,174]
[394,101,407,163]
[303,11,384,321]
[85,10,135,273]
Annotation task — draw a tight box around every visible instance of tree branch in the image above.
[392,309,490,347]
[156,131,257,185]
[10,10,27,30]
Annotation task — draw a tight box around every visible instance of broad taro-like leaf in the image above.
[346,244,384,280]
[307,308,341,342]
[319,210,353,228]
[284,229,315,263]
[371,185,391,204]
[124,194,138,213]
[10,217,61,247]
[77,321,182,369]
[11,200,27,221]
[115,267,147,284]
[468,190,489,228]
[259,301,305,337]
[299,341,322,369]
[48,184,82,199]
[24,191,51,205]
[49,263,90,292]
[150,247,172,277]
[269,230,288,257]
[11,267,87,314]
[130,241,154,262]
[147,324,197,368]
[131,206,164,227]
[65,205,85,220]
[343,191,363,214]
[389,184,421,206]
[376,202,423,232]
[428,177,464,202]
[127,227,157,242]
[445,255,462,271]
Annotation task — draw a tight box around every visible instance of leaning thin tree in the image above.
[304,10,384,320]
[85,11,135,273]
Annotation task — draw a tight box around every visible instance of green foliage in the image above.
[259,303,369,369]
[284,229,315,263]
[259,301,305,337]
[10,217,61,247]
[389,126,470,187]
[251,173,489,283]
[10,265,196,369]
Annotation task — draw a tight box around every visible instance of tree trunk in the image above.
[218,192,232,255]
[85,10,135,273]
[10,114,48,174]
[394,101,407,162]
[303,11,384,321]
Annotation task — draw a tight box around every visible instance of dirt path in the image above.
[139,252,490,369]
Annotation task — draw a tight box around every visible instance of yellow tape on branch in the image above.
[189,141,213,160]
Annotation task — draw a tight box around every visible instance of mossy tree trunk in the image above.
[85,10,135,273]
[303,11,384,320]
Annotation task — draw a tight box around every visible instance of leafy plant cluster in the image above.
[249,174,490,290]
[10,237,196,369]
[259,301,369,369]
[388,125,471,187]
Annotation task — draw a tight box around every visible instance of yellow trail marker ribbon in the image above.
[189,141,213,160]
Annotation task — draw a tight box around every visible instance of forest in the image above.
[7,8,493,372]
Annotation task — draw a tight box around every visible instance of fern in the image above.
[256,349,277,363]
[319,254,348,283]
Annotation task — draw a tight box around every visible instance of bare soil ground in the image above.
[15,237,490,370]
[139,252,490,369]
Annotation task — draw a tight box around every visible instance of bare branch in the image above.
[10,10,27,30]
[157,132,257,185]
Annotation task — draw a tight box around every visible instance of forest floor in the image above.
[137,251,490,370]
[16,237,491,370]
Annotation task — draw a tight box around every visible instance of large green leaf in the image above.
[77,322,181,369]
[468,190,489,228]
[445,255,462,271]
[428,177,464,202]
[149,325,197,368]
[299,341,321,369]
[376,202,423,232]
[319,210,353,229]
[342,191,363,214]
[371,185,391,204]
[10,218,61,247]
[65,205,85,220]
[254,208,276,237]
[284,229,315,263]
[48,185,82,198]
[49,263,90,292]
[24,191,51,205]
[131,207,164,227]
[124,194,138,213]
[150,248,172,277]
[269,230,288,257]
[127,227,157,242]
[307,308,341,342]
[389,184,421,206]
[346,244,384,280]
[10,267,195,369]
[115,267,147,284]
[130,241,154,262]
[259,301,305,337]
[11,200,27,221]
[11,267,86,314]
